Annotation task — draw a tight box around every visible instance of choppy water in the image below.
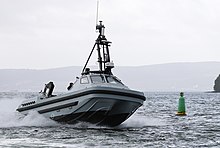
[0,92,220,147]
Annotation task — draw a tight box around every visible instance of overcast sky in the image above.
[0,0,219,69]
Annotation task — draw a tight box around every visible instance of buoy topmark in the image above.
[176,92,186,116]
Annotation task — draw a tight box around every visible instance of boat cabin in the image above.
[68,74,127,91]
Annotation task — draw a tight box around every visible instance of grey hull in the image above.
[17,87,145,126]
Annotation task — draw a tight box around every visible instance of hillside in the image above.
[0,62,219,92]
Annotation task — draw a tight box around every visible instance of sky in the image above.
[0,0,219,69]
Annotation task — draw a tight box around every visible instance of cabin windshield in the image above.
[105,76,124,85]
[89,74,124,85]
[90,75,105,83]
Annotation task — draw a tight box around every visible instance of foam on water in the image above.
[0,94,58,128]
[121,114,167,128]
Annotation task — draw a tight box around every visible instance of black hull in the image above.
[51,99,141,127]
[53,111,131,127]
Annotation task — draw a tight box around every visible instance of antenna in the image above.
[96,0,99,26]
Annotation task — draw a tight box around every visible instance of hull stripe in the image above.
[38,101,78,114]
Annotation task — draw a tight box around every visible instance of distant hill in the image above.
[0,62,219,92]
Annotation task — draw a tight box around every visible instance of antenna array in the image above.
[96,0,100,26]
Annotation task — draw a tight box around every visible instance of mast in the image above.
[82,21,114,75]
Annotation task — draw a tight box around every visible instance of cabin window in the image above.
[91,75,105,83]
[106,76,123,85]
[80,77,89,84]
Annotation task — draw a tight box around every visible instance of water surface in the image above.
[0,92,219,147]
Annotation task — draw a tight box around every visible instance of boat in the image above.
[16,21,146,126]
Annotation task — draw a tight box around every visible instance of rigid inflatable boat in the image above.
[16,21,146,126]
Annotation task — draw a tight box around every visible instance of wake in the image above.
[120,114,167,128]
[0,95,58,128]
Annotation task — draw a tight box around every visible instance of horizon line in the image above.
[0,61,220,70]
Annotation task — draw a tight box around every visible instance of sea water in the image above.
[0,92,220,147]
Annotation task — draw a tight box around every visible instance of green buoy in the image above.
[176,92,186,116]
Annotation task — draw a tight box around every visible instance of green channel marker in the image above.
[176,92,186,116]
